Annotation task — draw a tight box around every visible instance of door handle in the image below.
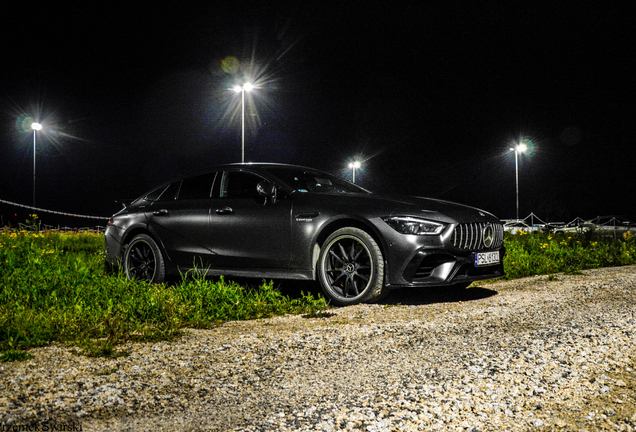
[216,206,234,214]
[153,209,169,216]
[295,212,320,221]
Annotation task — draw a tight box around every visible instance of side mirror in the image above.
[256,180,277,205]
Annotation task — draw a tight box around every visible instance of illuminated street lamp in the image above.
[233,83,253,163]
[31,122,42,206]
[509,143,527,221]
[348,160,361,183]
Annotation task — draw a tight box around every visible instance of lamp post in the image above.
[31,122,42,206]
[509,143,527,221]
[233,83,253,163]
[348,161,361,183]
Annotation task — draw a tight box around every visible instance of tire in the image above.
[123,234,166,283]
[318,227,385,306]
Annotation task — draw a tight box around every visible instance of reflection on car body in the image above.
[105,163,505,305]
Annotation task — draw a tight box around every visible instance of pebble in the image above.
[1,266,636,431]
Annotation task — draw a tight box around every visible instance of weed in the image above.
[0,230,329,360]
[2,228,634,361]
[503,230,636,279]
[1,349,34,362]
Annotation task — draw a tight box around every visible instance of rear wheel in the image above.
[318,227,385,306]
[123,234,166,283]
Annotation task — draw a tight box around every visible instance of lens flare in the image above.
[221,56,240,75]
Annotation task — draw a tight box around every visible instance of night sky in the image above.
[1,2,634,227]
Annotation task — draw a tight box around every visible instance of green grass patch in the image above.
[0,227,328,359]
[2,224,635,361]
[1,349,34,363]
[503,230,636,279]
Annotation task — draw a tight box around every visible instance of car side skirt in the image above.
[179,266,315,281]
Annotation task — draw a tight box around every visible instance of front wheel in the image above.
[123,233,166,283]
[318,227,385,306]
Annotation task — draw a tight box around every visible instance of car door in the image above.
[148,172,217,268]
[206,169,292,269]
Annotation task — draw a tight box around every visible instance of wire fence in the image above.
[1,198,109,233]
[503,212,636,236]
[3,198,633,236]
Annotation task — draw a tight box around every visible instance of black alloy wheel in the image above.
[123,234,165,283]
[318,227,384,306]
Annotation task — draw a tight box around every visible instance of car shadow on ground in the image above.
[380,285,498,306]
[253,278,499,308]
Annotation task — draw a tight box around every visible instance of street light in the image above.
[509,143,527,221]
[31,122,42,206]
[348,160,361,183]
[233,83,253,163]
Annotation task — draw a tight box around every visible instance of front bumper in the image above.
[386,247,505,288]
[377,220,506,288]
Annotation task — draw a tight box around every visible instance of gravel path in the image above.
[2,266,636,431]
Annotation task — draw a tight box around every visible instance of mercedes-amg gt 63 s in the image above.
[105,163,505,305]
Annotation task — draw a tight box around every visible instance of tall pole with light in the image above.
[348,161,361,183]
[510,143,527,221]
[233,83,253,163]
[31,122,42,206]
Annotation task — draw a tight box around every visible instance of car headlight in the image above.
[382,217,446,235]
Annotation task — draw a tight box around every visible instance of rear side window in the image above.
[157,181,181,201]
[177,172,217,200]
[144,186,167,202]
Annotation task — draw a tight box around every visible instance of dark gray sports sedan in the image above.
[105,163,504,305]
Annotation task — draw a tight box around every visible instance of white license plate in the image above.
[475,251,500,266]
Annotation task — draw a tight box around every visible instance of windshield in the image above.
[263,167,368,194]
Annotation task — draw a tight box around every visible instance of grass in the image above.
[503,229,636,279]
[0,223,328,359]
[1,219,635,361]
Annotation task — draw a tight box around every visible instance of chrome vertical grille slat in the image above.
[452,223,504,250]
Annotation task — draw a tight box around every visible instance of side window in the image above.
[220,171,263,199]
[177,172,217,200]
[157,181,181,202]
[144,185,167,202]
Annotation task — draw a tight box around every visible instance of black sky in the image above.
[1,2,634,227]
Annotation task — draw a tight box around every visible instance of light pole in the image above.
[233,83,253,163]
[510,143,527,221]
[348,161,361,183]
[31,122,42,206]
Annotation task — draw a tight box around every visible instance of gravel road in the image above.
[2,265,636,431]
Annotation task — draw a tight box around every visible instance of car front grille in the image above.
[452,223,504,250]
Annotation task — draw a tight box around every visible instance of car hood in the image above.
[306,192,500,224]
[384,194,499,223]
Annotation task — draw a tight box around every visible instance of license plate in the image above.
[475,251,500,266]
